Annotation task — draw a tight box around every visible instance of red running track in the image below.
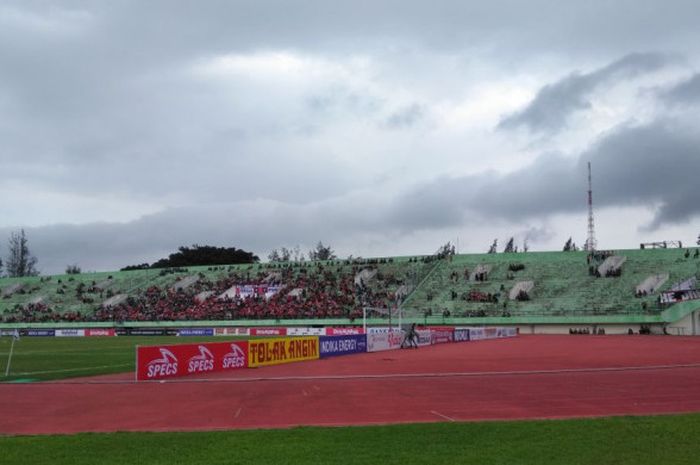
[3,335,700,435]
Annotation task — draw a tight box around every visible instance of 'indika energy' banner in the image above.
[319,334,367,358]
[248,336,319,367]
[177,328,214,337]
[136,341,248,381]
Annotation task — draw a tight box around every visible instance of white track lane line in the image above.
[9,363,131,376]
[7,362,700,385]
[430,410,456,422]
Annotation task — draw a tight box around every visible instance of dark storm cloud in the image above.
[0,197,387,274]
[391,120,700,229]
[4,119,700,274]
[1,2,697,204]
[384,104,425,129]
[498,53,671,133]
[659,73,700,105]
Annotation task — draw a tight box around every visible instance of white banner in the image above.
[459,327,485,340]
[496,327,517,338]
[454,327,516,341]
[367,326,400,334]
[55,329,85,337]
[286,327,325,336]
[367,330,404,352]
[214,327,250,336]
[416,329,432,347]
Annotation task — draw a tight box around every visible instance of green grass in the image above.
[0,336,245,382]
[1,414,699,464]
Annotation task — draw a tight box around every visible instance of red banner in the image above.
[136,341,248,381]
[250,327,287,336]
[430,327,454,344]
[325,327,364,335]
[85,328,115,337]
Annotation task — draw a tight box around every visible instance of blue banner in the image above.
[319,334,367,358]
[178,328,214,337]
[25,329,55,337]
[454,328,470,342]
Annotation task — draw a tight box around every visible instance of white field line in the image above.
[8,363,131,376]
[430,410,456,422]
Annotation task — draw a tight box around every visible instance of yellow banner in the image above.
[248,336,320,367]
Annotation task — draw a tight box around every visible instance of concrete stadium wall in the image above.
[516,324,667,335]
[667,310,698,336]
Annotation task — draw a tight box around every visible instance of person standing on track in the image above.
[402,323,419,349]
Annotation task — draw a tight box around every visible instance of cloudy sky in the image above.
[2,0,700,274]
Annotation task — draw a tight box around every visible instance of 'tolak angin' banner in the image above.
[248,336,319,367]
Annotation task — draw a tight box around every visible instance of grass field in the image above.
[1,414,699,464]
[0,336,244,382]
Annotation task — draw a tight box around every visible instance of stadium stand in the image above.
[2,248,700,334]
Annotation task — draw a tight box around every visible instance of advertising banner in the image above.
[319,334,367,358]
[177,328,214,337]
[248,336,319,367]
[250,327,287,336]
[287,327,325,336]
[416,329,432,347]
[366,330,404,352]
[454,328,470,342]
[55,329,85,337]
[85,328,116,337]
[455,327,516,341]
[136,341,248,381]
[484,327,498,339]
[367,327,397,334]
[325,327,364,335]
[214,327,250,336]
[466,327,485,340]
[126,328,178,336]
[495,327,517,338]
[24,329,55,337]
[430,327,454,344]
[221,284,284,300]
